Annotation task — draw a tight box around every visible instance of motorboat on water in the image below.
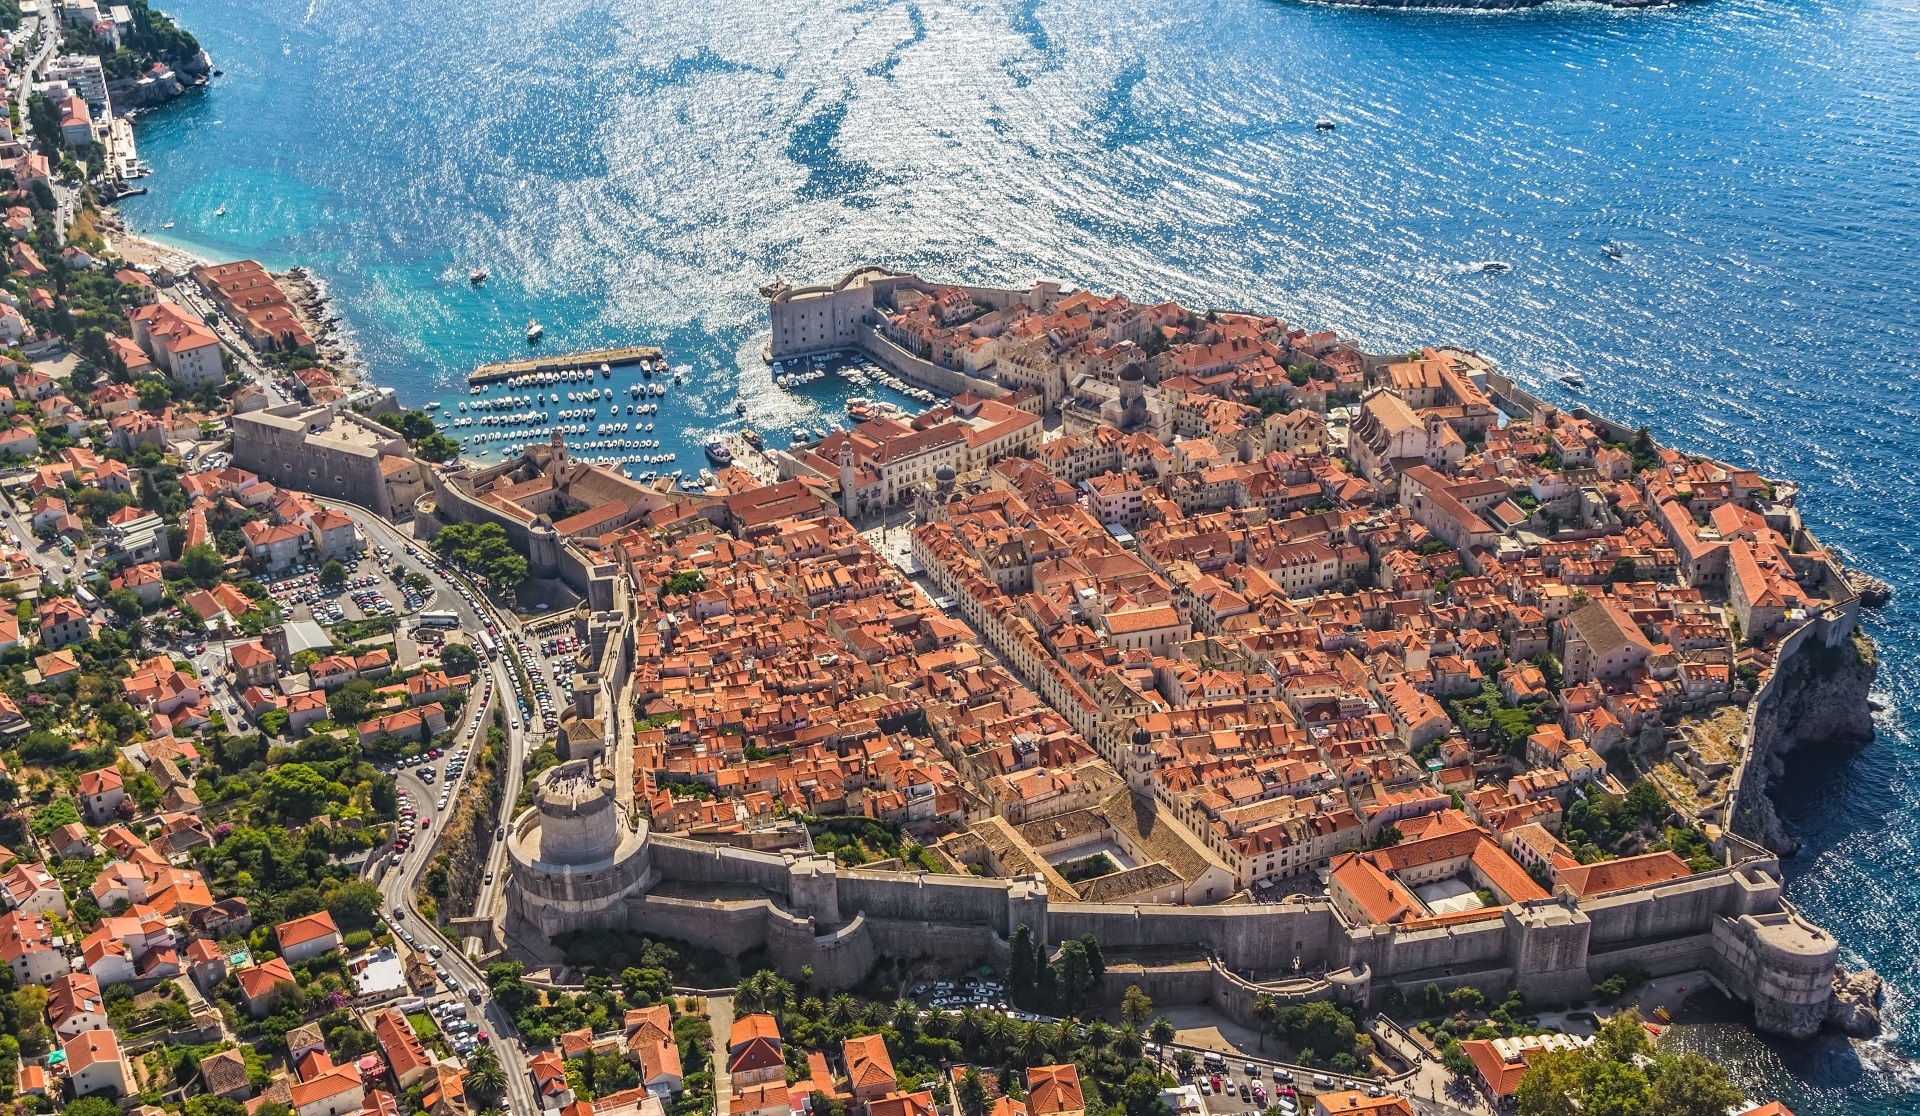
[1478,261,1512,274]
[1602,242,1625,260]
[1559,373,1587,390]
[601,363,611,378]
[1316,119,1337,131]
[705,441,735,466]
[526,319,544,342]
[471,268,488,284]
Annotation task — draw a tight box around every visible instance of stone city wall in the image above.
[519,801,1841,1034]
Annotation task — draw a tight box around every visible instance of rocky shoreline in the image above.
[275,265,361,372]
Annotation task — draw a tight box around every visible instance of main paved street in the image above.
[335,504,544,1116]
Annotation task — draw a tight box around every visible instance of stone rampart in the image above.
[1049,902,1339,974]
[515,796,1843,1034]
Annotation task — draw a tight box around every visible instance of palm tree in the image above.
[892,998,921,1032]
[735,972,769,1015]
[1031,1021,1063,1060]
[464,1046,507,1107]
[764,974,796,1013]
[979,1013,1010,1060]
[953,1007,984,1054]
[1149,1017,1176,1048]
[863,1000,892,1028]
[800,996,825,1021]
[1083,1019,1114,1055]
[1019,1021,1050,1066]
[1253,993,1278,1052]
[828,993,858,1027]
[922,1009,953,1040]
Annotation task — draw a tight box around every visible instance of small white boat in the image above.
[526,319,544,342]
[161,220,174,229]
[471,268,489,284]
[215,204,227,216]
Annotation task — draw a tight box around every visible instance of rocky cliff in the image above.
[1736,629,1877,856]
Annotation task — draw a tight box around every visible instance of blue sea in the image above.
[120,0,1920,1106]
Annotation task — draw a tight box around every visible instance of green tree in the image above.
[135,376,174,410]
[181,542,223,587]
[320,560,346,590]
[440,642,479,676]
[325,878,386,929]
[1608,557,1638,584]
[328,678,377,724]
[1118,1071,1170,1116]
[262,762,331,818]
[416,433,461,463]
[955,1068,988,1116]
[465,1046,507,1107]
[1646,1053,1744,1116]
[1149,1017,1175,1047]
[664,570,707,597]
[1252,992,1277,1050]
[1121,985,1154,1032]
[1056,938,1096,1012]
[105,587,145,620]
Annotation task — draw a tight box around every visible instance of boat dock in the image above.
[468,345,665,387]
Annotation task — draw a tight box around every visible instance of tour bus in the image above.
[421,611,461,628]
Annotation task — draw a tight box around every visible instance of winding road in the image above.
[338,504,544,1116]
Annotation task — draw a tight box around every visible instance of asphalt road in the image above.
[330,505,541,1116]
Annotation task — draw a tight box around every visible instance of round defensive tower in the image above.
[505,760,653,937]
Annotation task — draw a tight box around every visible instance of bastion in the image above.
[504,760,654,937]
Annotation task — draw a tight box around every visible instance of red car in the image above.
[421,818,431,828]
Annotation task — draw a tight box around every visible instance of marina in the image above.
[467,345,665,386]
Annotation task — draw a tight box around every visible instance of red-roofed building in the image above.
[843,1034,898,1107]
[64,1028,133,1098]
[239,956,298,1015]
[1024,1065,1083,1116]
[276,910,343,963]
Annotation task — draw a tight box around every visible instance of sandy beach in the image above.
[96,210,213,272]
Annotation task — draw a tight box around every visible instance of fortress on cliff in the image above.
[507,758,1840,1038]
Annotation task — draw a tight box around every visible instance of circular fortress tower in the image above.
[505,760,653,937]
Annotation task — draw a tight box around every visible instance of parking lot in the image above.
[396,541,543,735]
[261,545,428,625]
